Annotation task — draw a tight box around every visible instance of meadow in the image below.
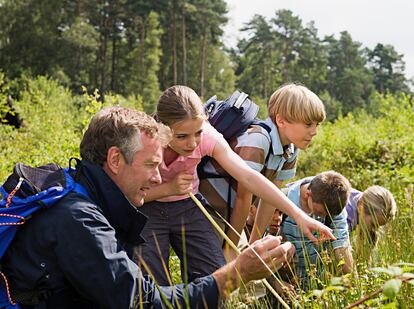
[1,76,413,308]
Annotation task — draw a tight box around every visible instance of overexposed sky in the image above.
[224,0,414,79]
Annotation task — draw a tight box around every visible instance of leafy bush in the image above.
[0,76,144,181]
[298,92,414,198]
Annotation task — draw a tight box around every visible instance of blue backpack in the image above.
[0,162,88,308]
[198,91,272,223]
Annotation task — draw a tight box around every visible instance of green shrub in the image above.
[0,76,146,181]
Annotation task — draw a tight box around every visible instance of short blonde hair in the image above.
[360,186,397,224]
[155,85,207,126]
[268,83,326,124]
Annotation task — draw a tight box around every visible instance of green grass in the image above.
[1,75,413,308]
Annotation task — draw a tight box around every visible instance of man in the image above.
[2,107,294,308]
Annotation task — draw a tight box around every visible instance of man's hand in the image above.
[295,212,336,243]
[212,236,295,298]
[236,235,295,282]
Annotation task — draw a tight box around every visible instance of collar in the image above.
[75,160,147,246]
[264,117,295,159]
[286,176,314,210]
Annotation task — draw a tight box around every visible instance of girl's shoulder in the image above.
[202,121,223,139]
[199,121,225,157]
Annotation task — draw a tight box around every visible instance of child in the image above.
[281,171,353,285]
[246,205,283,239]
[198,83,326,250]
[137,85,334,286]
[346,185,396,256]
[238,205,283,251]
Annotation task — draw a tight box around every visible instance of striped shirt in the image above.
[198,117,299,211]
[281,177,350,279]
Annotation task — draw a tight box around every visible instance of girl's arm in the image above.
[212,139,335,242]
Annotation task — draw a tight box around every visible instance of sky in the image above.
[224,0,414,80]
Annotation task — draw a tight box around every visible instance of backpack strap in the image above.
[252,120,273,168]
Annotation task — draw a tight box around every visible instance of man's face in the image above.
[168,118,204,157]
[114,133,163,207]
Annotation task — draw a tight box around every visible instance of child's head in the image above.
[359,186,397,231]
[268,208,283,235]
[155,85,207,127]
[247,204,283,235]
[307,171,351,218]
[268,83,326,124]
[268,83,326,149]
[155,86,207,156]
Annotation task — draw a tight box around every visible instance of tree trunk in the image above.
[199,29,207,99]
[171,0,177,85]
[181,9,187,85]
[99,33,108,101]
[262,59,267,98]
[97,1,109,101]
[111,33,117,92]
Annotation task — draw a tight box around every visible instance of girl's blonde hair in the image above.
[268,83,326,124]
[155,85,207,126]
[360,185,397,223]
[358,185,397,246]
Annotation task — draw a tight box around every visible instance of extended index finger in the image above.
[310,225,336,245]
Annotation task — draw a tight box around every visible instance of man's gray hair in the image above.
[80,106,171,165]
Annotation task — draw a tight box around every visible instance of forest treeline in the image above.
[0,0,413,120]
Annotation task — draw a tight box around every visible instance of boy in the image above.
[246,205,283,239]
[238,205,283,250]
[281,170,353,285]
[199,83,326,255]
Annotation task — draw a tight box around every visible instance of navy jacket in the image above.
[2,161,219,308]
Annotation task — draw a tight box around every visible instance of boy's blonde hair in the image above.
[268,83,326,124]
[155,85,207,126]
[360,185,397,224]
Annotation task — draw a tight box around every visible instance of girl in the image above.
[346,185,396,253]
[137,85,334,285]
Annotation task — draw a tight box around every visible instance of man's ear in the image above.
[275,114,286,128]
[105,146,123,175]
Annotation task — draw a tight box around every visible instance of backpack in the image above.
[198,91,272,224]
[0,162,89,308]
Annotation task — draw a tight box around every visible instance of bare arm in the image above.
[212,139,335,242]
[334,246,353,274]
[227,183,253,246]
[249,199,273,243]
[249,180,284,243]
